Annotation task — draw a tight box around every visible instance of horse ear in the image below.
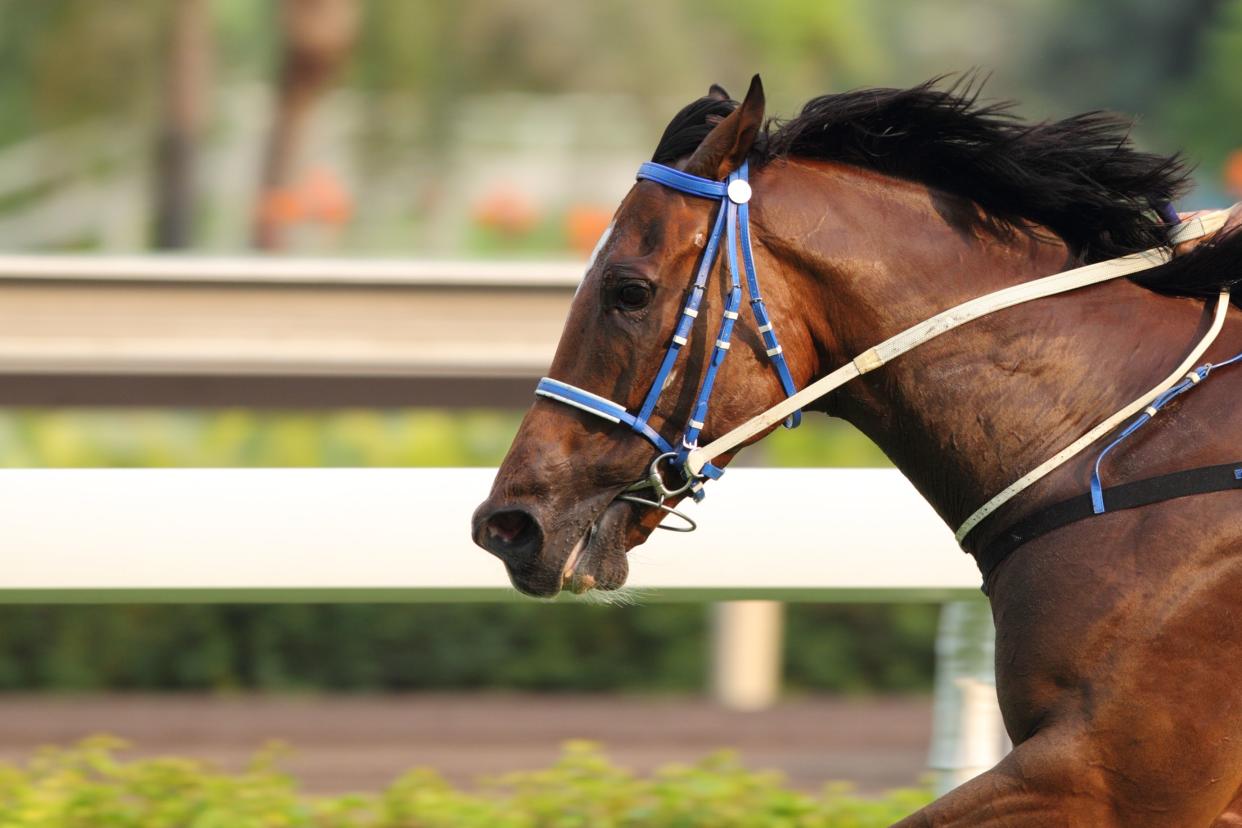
[684,75,765,180]
[707,83,731,101]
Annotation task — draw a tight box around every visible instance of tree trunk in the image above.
[253,0,360,251]
[154,0,210,249]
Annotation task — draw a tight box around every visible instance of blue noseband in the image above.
[535,160,801,506]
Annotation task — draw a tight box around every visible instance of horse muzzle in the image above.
[472,491,635,597]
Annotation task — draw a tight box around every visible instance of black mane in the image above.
[653,78,1240,306]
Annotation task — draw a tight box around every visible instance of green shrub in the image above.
[0,603,939,695]
[0,739,932,827]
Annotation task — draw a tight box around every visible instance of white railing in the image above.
[0,467,976,598]
[0,253,584,287]
[0,255,582,388]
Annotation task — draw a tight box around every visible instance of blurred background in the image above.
[0,0,1239,819]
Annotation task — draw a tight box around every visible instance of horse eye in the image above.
[617,281,652,310]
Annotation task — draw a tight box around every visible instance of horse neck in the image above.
[754,158,1204,533]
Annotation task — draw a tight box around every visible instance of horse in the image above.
[472,75,1242,825]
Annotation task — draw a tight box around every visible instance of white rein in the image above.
[683,210,1233,544]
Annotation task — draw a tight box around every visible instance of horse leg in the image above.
[893,725,1239,828]
[891,729,1118,827]
[890,716,1242,828]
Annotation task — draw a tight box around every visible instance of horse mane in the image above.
[653,77,1240,307]
[652,96,739,165]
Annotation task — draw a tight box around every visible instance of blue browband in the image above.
[535,160,801,503]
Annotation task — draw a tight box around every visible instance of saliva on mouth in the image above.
[560,521,597,593]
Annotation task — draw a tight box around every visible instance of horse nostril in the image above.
[475,507,543,564]
[488,510,531,545]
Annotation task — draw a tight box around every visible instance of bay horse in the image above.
[472,75,1242,825]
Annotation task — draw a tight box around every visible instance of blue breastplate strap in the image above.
[1090,348,1242,513]
[533,159,802,502]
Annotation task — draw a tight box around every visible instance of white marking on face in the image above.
[575,222,614,298]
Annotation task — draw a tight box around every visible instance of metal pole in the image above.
[710,600,784,711]
[928,599,1010,794]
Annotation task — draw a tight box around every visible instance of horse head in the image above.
[471,77,815,597]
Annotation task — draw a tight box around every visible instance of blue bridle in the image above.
[534,160,801,519]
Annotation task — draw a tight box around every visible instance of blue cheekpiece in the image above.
[534,160,802,504]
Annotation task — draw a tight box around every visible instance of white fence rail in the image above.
[0,254,585,405]
[0,467,979,600]
[0,254,579,380]
[0,253,584,287]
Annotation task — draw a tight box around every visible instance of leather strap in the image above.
[976,461,1242,589]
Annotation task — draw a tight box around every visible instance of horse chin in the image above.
[560,500,633,595]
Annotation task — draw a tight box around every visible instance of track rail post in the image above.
[710,600,784,711]
[928,599,1010,793]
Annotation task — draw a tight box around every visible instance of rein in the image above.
[535,160,1232,540]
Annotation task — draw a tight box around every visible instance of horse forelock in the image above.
[651,96,739,166]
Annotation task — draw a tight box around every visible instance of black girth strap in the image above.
[975,461,1242,586]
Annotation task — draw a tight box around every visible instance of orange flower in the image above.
[303,167,353,225]
[257,188,304,226]
[257,167,353,229]
[1225,149,1242,198]
[473,186,539,237]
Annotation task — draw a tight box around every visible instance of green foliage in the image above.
[763,419,891,468]
[1161,0,1242,192]
[0,0,165,145]
[0,603,938,694]
[0,739,932,828]
[0,410,525,469]
[0,408,885,470]
[785,606,937,695]
[2,0,1239,255]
